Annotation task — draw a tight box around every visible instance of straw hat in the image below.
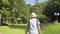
[31,12,37,17]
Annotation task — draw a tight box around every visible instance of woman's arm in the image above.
[37,20,41,34]
[38,24,41,34]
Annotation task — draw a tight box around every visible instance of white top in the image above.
[29,18,40,34]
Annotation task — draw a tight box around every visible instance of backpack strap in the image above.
[37,19,40,30]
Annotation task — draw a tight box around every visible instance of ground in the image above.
[0,23,60,34]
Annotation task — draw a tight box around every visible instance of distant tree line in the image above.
[0,0,60,25]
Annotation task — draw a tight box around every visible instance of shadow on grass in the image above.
[8,25,27,30]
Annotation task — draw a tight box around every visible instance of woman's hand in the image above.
[38,30,42,34]
[40,30,42,34]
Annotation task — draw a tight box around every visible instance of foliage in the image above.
[0,0,47,24]
[43,0,60,22]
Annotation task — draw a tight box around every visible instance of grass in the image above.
[0,23,60,34]
[0,24,27,34]
[42,23,60,34]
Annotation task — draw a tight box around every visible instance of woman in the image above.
[26,12,41,34]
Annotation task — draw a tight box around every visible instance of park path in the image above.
[0,32,3,34]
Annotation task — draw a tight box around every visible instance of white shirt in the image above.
[29,18,40,34]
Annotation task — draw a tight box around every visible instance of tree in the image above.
[0,13,1,25]
[43,0,60,22]
[0,0,27,25]
[30,0,47,21]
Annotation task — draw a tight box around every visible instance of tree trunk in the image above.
[0,14,1,25]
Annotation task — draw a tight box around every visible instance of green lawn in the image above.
[0,23,60,34]
[42,23,60,34]
[0,24,27,34]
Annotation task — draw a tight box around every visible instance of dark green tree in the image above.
[43,0,60,22]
